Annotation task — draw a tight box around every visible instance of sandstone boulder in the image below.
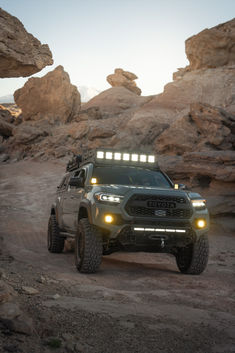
[76,107,102,121]
[88,127,116,140]
[0,118,13,137]
[107,68,142,95]
[0,106,14,123]
[0,8,53,78]
[67,121,89,140]
[185,18,235,70]
[0,280,16,303]
[14,66,81,123]
[12,124,48,144]
[152,65,235,114]
[0,302,34,335]
[156,103,235,155]
[83,87,149,118]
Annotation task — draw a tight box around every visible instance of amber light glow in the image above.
[196,219,206,229]
[104,215,114,223]
[91,178,97,184]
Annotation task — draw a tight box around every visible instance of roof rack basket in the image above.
[66,155,82,172]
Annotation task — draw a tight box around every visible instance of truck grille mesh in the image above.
[125,194,192,219]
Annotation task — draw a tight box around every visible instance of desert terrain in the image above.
[0,8,235,353]
[0,160,234,353]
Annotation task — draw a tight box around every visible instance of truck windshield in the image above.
[92,166,172,188]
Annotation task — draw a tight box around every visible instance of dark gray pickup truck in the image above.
[48,149,209,274]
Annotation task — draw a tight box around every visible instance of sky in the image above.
[0,0,234,100]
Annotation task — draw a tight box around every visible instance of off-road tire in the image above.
[47,215,64,253]
[75,218,102,273]
[176,234,209,275]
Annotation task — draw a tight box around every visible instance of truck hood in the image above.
[92,184,191,198]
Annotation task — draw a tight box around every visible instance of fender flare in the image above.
[79,200,92,223]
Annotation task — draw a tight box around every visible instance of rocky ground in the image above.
[0,160,235,353]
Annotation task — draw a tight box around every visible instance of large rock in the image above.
[185,18,235,70]
[14,66,81,123]
[12,124,48,144]
[0,106,13,123]
[152,65,235,114]
[83,87,149,118]
[0,8,53,78]
[156,103,235,154]
[0,302,34,335]
[0,117,13,137]
[107,68,142,95]
[0,280,16,303]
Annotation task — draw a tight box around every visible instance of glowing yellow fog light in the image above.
[91,178,97,184]
[104,215,114,224]
[196,219,206,229]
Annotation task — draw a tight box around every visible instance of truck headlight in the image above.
[94,193,123,204]
[191,199,206,209]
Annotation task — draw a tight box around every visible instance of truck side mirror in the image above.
[179,183,189,190]
[174,183,189,190]
[69,177,84,188]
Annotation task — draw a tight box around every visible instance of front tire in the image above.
[47,215,65,253]
[175,234,209,275]
[75,218,102,273]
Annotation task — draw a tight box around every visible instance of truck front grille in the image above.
[125,194,192,219]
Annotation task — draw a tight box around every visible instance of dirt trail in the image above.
[0,160,235,353]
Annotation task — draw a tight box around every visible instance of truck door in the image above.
[61,169,86,232]
[56,174,70,230]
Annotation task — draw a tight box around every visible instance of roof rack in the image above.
[66,154,82,172]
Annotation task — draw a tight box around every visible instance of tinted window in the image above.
[92,166,172,188]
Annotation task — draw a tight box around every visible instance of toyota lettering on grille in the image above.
[147,201,176,208]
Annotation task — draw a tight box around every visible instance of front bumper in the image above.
[91,202,209,247]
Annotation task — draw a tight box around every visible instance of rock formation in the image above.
[156,103,235,155]
[0,118,13,137]
[14,66,81,123]
[107,68,142,95]
[1,18,235,220]
[185,18,235,70]
[0,8,53,77]
[83,86,149,117]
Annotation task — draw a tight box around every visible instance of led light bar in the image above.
[96,150,156,164]
[105,152,112,159]
[97,151,104,159]
[114,152,121,160]
[133,227,186,233]
[131,154,138,161]
[123,153,130,161]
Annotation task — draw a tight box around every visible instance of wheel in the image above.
[47,215,65,253]
[175,234,209,275]
[75,218,102,273]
